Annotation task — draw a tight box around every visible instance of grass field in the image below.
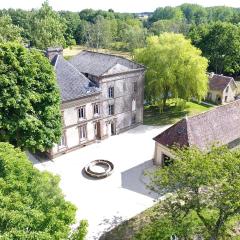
[63,45,132,59]
[144,100,213,126]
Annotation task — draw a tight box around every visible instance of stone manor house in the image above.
[45,48,145,158]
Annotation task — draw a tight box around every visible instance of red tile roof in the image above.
[153,100,240,150]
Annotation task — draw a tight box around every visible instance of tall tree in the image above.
[85,16,113,49]
[134,33,208,109]
[0,42,62,152]
[0,142,88,240]
[121,23,147,52]
[138,146,240,240]
[149,19,190,36]
[0,15,22,42]
[148,6,183,25]
[30,1,66,49]
[189,22,240,75]
[180,3,208,24]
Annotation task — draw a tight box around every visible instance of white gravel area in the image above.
[28,124,169,240]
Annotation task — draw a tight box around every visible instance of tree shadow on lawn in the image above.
[144,105,190,126]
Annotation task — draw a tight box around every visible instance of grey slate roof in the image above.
[209,74,236,91]
[69,50,144,77]
[154,100,240,151]
[53,55,100,102]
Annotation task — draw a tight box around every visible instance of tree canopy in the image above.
[136,146,240,240]
[0,142,87,239]
[134,33,208,109]
[29,1,67,49]
[189,22,240,75]
[0,42,62,152]
[0,15,22,43]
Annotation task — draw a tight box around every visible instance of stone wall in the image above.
[49,68,145,158]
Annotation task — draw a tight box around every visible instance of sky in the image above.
[0,0,239,13]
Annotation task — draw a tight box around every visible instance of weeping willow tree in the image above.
[134,33,208,110]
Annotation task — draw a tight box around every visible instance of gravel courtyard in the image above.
[28,125,169,240]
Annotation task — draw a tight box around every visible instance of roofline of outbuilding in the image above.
[99,67,145,80]
[71,50,145,69]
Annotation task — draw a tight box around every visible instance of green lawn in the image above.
[144,101,213,126]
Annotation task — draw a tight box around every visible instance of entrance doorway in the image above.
[95,122,101,139]
[110,122,116,136]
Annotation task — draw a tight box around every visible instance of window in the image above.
[133,82,137,93]
[226,86,229,93]
[61,111,65,126]
[58,133,66,149]
[108,86,114,98]
[79,125,87,141]
[132,99,136,111]
[207,92,212,100]
[93,103,100,116]
[123,82,126,92]
[132,113,136,124]
[162,154,173,166]
[225,96,228,102]
[78,106,86,120]
[108,104,114,115]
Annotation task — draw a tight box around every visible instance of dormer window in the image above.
[108,86,114,98]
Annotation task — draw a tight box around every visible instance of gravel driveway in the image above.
[28,124,169,239]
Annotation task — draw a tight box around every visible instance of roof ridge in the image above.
[187,100,240,121]
[53,54,59,70]
[153,118,186,140]
[74,50,145,69]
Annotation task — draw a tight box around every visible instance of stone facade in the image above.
[207,74,237,104]
[207,81,237,104]
[47,50,144,158]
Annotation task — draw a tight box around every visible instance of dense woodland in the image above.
[1,2,240,76]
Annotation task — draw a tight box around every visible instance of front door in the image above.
[95,122,101,139]
[111,122,115,135]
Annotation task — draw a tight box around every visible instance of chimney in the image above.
[45,47,63,61]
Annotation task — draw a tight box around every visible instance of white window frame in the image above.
[132,99,136,111]
[58,132,67,150]
[93,103,100,117]
[78,106,86,120]
[108,104,114,115]
[79,125,87,142]
[108,86,114,98]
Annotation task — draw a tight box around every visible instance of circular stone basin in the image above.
[84,160,114,179]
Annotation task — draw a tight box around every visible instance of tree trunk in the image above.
[162,89,169,111]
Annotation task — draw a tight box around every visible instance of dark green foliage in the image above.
[189,22,240,75]
[0,15,23,43]
[148,6,183,24]
[29,1,67,49]
[0,42,62,152]
[70,220,88,240]
[0,142,78,239]
[138,146,240,240]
